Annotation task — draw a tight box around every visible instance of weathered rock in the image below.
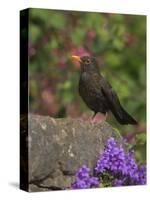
[24,115,119,191]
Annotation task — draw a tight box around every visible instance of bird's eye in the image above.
[85,59,90,64]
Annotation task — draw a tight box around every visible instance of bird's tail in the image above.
[111,105,138,125]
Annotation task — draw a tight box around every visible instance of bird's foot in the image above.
[91,113,107,123]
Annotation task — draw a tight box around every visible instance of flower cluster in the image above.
[95,137,146,186]
[71,165,100,189]
[95,137,127,174]
[71,137,146,189]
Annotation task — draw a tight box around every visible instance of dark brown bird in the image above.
[71,55,137,125]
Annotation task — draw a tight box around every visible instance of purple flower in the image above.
[76,165,90,179]
[124,150,138,180]
[113,179,124,186]
[95,137,127,175]
[130,165,147,185]
[95,137,146,186]
[89,177,100,186]
[71,178,90,189]
[71,137,146,189]
[71,165,100,189]
[138,165,146,185]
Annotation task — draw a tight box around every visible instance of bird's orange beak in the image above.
[71,55,81,63]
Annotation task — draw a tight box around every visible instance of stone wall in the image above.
[21,114,118,192]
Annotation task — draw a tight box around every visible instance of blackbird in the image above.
[71,55,137,125]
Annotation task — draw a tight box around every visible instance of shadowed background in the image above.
[27,8,146,164]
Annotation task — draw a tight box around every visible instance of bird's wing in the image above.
[100,77,122,111]
[100,76,137,124]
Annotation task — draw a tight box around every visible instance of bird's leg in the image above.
[91,112,97,120]
[90,112,99,123]
[91,112,108,123]
[103,112,108,121]
[90,112,96,122]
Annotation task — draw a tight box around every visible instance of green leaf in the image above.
[71,28,85,45]
[136,134,146,145]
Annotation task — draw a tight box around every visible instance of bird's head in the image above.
[71,55,99,73]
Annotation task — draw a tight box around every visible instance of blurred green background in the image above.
[28,8,146,163]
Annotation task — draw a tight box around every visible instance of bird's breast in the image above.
[79,72,91,94]
[79,72,108,113]
[79,73,95,104]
